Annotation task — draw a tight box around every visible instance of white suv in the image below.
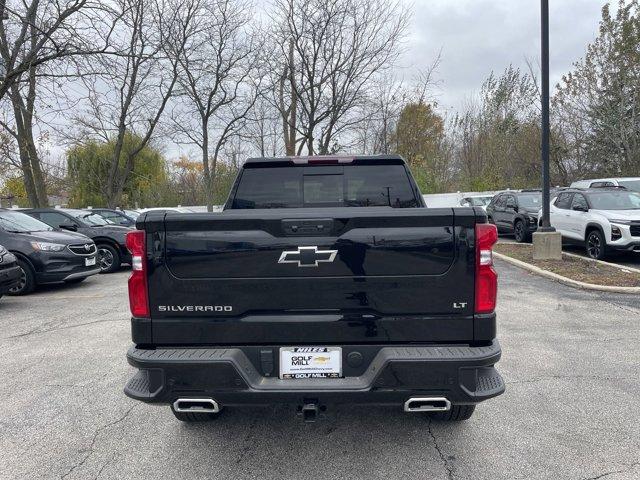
[549,189,640,259]
[570,177,640,192]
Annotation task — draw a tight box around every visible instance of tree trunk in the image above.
[105,127,128,208]
[23,52,48,206]
[201,126,214,212]
[23,107,47,206]
[307,128,314,155]
[280,39,297,156]
[28,141,48,206]
[203,162,213,212]
[17,145,39,207]
[9,86,41,207]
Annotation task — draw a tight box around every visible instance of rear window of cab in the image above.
[231,164,419,209]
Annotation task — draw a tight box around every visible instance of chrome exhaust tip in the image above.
[404,397,451,412]
[172,398,220,413]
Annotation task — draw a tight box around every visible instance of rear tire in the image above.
[585,229,607,260]
[429,405,476,421]
[170,406,221,422]
[7,259,36,296]
[97,244,121,273]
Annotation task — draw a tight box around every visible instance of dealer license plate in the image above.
[279,347,342,379]
[85,256,96,267]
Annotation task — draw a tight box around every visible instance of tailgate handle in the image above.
[282,219,334,236]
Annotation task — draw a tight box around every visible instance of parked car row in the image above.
[484,178,640,260]
[0,202,212,297]
[0,207,135,297]
[0,205,212,300]
[24,208,132,273]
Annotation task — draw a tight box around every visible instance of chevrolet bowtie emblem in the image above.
[278,246,338,267]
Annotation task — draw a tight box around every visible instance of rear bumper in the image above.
[124,340,504,407]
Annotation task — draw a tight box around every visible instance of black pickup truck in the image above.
[124,155,504,422]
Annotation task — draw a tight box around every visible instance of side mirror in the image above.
[59,223,78,232]
[506,203,517,211]
[572,205,588,212]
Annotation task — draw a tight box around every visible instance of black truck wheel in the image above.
[170,406,221,422]
[7,259,36,296]
[97,244,121,273]
[430,405,476,421]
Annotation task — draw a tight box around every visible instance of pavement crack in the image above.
[427,418,454,480]
[93,453,116,480]
[581,462,640,480]
[60,404,137,479]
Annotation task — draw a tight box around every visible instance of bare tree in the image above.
[0,0,113,206]
[271,0,409,155]
[0,0,103,100]
[72,0,190,207]
[352,56,441,156]
[245,94,283,157]
[168,0,259,211]
[0,65,47,205]
[351,76,403,154]
[273,38,297,155]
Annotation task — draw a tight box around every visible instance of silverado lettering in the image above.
[158,305,233,312]
[124,155,505,423]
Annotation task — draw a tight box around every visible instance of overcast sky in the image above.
[405,0,609,113]
[47,0,614,163]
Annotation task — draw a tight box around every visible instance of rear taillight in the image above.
[126,230,149,318]
[475,223,498,314]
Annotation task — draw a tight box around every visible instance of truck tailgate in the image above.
[141,207,480,345]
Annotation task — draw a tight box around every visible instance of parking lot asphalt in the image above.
[1,262,639,480]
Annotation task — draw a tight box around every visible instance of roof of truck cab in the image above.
[243,154,406,165]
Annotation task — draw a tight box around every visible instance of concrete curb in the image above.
[498,240,640,274]
[493,251,640,294]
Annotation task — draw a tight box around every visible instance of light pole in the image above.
[533,0,562,259]
[539,0,553,232]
